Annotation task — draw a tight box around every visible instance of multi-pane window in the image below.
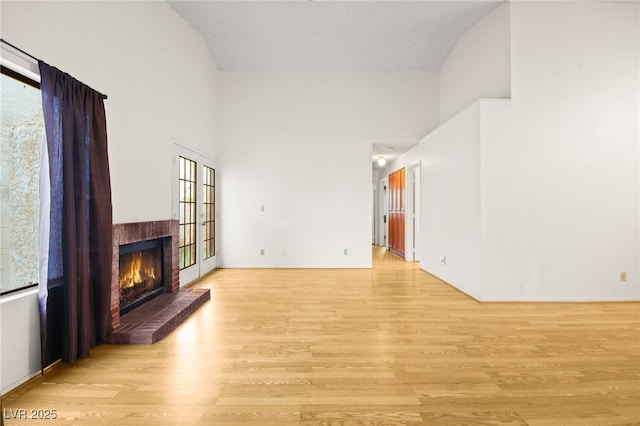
[0,68,43,295]
[178,156,197,270]
[202,165,215,259]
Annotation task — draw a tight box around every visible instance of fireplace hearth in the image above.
[110,220,210,344]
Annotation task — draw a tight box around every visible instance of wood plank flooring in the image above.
[2,247,639,425]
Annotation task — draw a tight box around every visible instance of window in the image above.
[178,156,197,270]
[202,165,215,260]
[0,66,44,295]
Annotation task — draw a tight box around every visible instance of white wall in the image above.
[478,100,512,300]
[1,1,218,224]
[0,0,218,394]
[381,1,639,302]
[380,102,485,298]
[419,103,482,298]
[378,1,510,295]
[217,71,438,267]
[484,1,639,300]
[0,289,40,395]
[439,2,510,124]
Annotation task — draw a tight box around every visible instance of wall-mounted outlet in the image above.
[344,248,348,255]
[281,249,286,256]
[620,272,627,282]
[260,248,265,256]
[440,256,447,265]
[260,205,265,212]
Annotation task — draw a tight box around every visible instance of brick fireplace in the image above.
[110,220,210,344]
[111,220,179,328]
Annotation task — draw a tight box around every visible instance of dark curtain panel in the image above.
[39,61,113,364]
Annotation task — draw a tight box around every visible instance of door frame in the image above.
[406,162,421,262]
[172,142,218,286]
[378,177,389,248]
[388,167,406,258]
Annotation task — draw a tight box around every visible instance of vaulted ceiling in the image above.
[167,0,504,166]
[168,0,502,72]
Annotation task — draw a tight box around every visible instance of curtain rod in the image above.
[1,38,108,100]
[1,38,38,62]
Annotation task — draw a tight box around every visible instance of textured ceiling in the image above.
[167,0,504,168]
[168,0,503,72]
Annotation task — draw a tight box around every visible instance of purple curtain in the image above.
[39,61,113,364]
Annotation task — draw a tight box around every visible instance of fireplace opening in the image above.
[119,239,164,316]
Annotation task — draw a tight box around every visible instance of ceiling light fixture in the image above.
[377,156,386,167]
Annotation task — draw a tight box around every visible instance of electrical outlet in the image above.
[281,249,286,256]
[344,249,348,255]
[620,272,627,282]
[260,249,265,256]
[441,256,447,265]
[260,205,265,212]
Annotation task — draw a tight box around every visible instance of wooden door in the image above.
[389,167,405,258]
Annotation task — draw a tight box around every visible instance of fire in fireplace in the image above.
[119,239,164,315]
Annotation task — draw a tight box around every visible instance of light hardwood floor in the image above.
[2,247,639,425]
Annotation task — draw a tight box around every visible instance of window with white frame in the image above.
[0,66,44,295]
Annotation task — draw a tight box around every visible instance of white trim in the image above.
[419,268,484,302]
[423,267,640,303]
[172,143,218,285]
[378,177,389,249]
[406,161,421,262]
[0,57,40,83]
[172,138,218,164]
[0,287,38,304]
[1,369,41,396]
[481,297,640,303]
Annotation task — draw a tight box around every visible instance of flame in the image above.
[120,251,155,289]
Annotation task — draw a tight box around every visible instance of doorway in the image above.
[388,167,406,258]
[173,143,218,285]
